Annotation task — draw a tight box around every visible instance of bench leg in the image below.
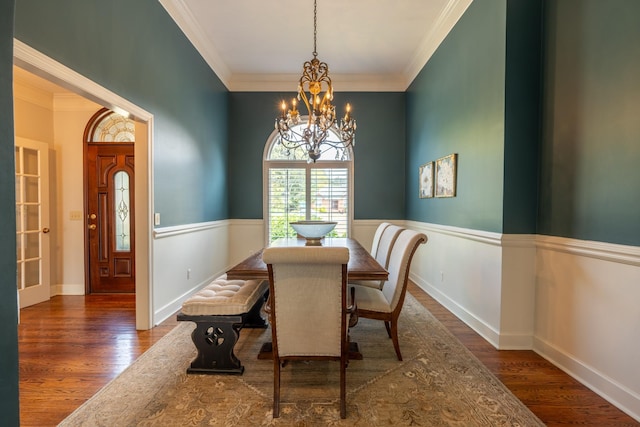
[243,290,268,329]
[186,316,244,375]
[178,288,268,375]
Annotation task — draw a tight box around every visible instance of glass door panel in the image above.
[15,137,50,308]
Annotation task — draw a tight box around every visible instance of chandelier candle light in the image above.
[275,0,356,163]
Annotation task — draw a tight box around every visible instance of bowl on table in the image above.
[290,221,337,245]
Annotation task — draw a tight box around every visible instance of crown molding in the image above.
[403,0,473,87]
[159,0,471,92]
[158,0,232,89]
[228,73,408,92]
[13,79,53,110]
[54,94,101,112]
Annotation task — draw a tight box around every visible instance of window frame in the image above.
[262,123,354,245]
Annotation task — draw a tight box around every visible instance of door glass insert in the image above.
[15,144,42,292]
[24,260,40,288]
[114,171,131,251]
[23,148,39,174]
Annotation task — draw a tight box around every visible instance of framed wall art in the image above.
[435,153,457,198]
[419,161,434,198]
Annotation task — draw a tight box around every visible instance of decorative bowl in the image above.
[290,221,337,245]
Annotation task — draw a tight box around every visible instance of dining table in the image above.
[226,237,388,282]
[226,236,388,360]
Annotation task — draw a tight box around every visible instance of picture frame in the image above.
[419,161,434,198]
[435,153,457,198]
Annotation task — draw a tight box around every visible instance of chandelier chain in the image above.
[313,0,317,58]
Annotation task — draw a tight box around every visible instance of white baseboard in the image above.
[411,273,501,347]
[534,336,640,422]
[52,283,85,296]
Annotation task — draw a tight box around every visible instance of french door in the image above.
[15,137,51,308]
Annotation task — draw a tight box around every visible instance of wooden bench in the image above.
[177,274,268,375]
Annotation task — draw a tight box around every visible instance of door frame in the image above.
[14,39,154,330]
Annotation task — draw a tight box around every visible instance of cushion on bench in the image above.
[181,274,268,316]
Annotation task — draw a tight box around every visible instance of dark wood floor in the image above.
[18,285,638,426]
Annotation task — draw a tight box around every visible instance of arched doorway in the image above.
[83,108,136,293]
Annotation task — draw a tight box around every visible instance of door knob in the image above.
[89,213,97,220]
[42,227,50,234]
[88,224,97,230]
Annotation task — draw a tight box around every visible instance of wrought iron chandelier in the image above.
[275,0,356,163]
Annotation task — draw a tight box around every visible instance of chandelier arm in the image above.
[298,90,312,117]
[278,128,305,144]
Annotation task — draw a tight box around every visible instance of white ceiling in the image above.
[159,0,472,91]
[14,1,472,95]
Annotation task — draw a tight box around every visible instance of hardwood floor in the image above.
[18,294,177,426]
[18,287,638,426]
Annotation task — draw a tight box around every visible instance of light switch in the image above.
[69,210,83,221]
[154,213,161,226]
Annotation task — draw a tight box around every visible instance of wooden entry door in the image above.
[86,143,135,293]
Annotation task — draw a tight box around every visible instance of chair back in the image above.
[370,222,391,258]
[263,246,350,357]
[381,229,428,311]
[375,224,404,269]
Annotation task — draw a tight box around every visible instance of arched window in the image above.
[90,110,135,142]
[264,119,353,243]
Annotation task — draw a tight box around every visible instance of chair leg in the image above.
[390,319,402,361]
[273,357,281,418]
[340,358,347,419]
[384,320,392,338]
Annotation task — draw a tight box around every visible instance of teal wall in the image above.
[2,0,640,421]
[14,0,229,226]
[0,1,20,424]
[228,92,406,220]
[503,0,543,233]
[406,0,508,232]
[539,0,640,245]
[405,0,639,244]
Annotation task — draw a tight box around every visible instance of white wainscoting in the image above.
[405,220,537,350]
[152,220,230,325]
[534,235,640,422]
[163,218,640,421]
[405,220,640,422]
[227,219,267,267]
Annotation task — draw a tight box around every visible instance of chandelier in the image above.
[275,0,356,163]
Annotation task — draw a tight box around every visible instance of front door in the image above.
[86,142,135,293]
[15,137,51,308]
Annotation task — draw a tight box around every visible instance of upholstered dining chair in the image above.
[369,221,391,258]
[350,223,404,290]
[262,246,355,419]
[351,229,427,361]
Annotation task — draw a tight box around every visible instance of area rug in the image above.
[59,293,544,426]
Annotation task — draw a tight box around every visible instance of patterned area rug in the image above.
[59,293,544,426]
